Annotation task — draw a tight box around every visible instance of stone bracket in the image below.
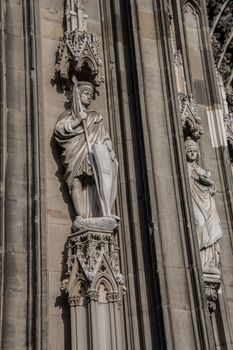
[178,93,203,140]
[62,228,126,307]
[204,273,221,315]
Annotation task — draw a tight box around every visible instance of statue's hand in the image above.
[110,150,116,162]
[79,111,87,120]
[104,140,116,161]
[198,175,214,186]
[104,139,113,151]
[209,185,217,196]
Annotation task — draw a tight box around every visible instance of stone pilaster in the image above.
[62,228,126,350]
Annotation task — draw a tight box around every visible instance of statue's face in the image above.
[186,147,198,162]
[80,90,93,107]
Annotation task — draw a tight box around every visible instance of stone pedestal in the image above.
[204,273,221,315]
[62,227,126,350]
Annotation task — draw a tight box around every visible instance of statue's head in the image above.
[78,81,94,108]
[184,137,199,163]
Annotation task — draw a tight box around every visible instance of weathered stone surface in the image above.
[1,0,233,349]
[72,216,119,232]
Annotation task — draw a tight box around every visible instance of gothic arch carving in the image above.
[69,279,89,306]
[207,0,233,159]
[178,93,203,140]
[69,277,89,297]
[94,272,118,294]
[183,0,201,16]
[207,1,233,87]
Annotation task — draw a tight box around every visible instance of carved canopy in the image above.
[55,0,103,90]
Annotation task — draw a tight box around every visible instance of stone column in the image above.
[62,228,126,350]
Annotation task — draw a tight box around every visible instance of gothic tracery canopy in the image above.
[207,0,233,106]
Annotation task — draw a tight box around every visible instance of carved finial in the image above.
[55,0,103,90]
[179,94,203,140]
[65,0,87,34]
[76,0,84,10]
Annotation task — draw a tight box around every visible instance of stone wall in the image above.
[1,0,233,349]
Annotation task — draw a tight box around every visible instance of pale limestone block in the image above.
[138,8,156,40]
[170,308,197,350]
[159,219,187,268]
[166,266,192,310]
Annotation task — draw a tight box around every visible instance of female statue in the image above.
[185,137,222,275]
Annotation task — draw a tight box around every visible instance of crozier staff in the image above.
[55,80,118,219]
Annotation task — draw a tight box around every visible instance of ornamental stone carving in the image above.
[62,229,126,307]
[185,137,222,276]
[55,0,103,90]
[224,111,233,155]
[204,277,220,315]
[169,13,203,140]
[179,93,203,140]
[215,69,233,160]
[226,91,233,157]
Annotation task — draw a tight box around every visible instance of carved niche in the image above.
[170,5,222,314]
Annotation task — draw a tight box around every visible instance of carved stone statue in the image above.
[185,137,222,275]
[55,80,118,225]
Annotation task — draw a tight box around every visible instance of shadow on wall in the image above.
[50,127,73,349]
[54,291,71,350]
[50,67,75,219]
[50,33,73,350]
[54,240,71,350]
[50,131,75,221]
[51,117,73,348]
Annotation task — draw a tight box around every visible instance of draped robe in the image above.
[55,110,116,217]
[188,162,222,273]
[55,110,110,189]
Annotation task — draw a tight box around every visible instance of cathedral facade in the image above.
[0,0,233,349]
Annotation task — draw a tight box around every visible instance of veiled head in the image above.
[77,81,94,107]
[185,137,200,162]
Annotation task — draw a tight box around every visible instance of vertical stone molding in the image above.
[170,12,204,140]
[207,0,233,160]
[173,2,223,314]
[62,228,126,350]
[173,2,225,319]
[0,0,47,348]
